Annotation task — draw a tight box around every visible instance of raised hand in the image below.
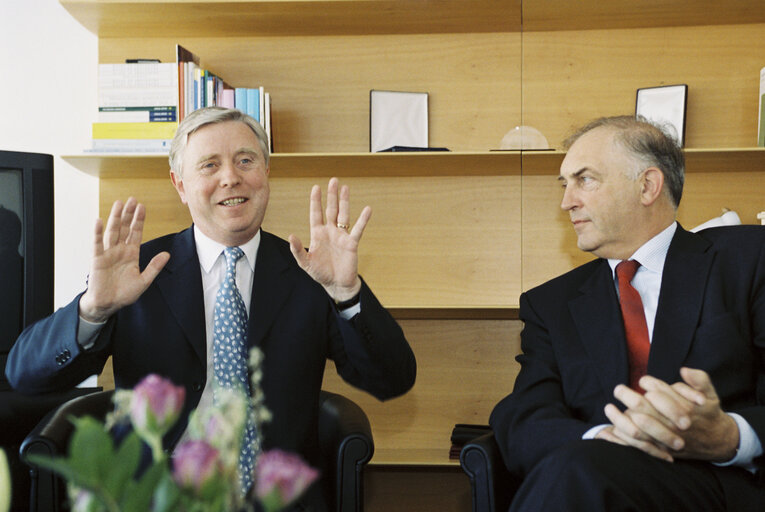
[288,177,372,301]
[600,368,739,462]
[78,198,170,322]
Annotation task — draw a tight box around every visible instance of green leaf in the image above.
[26,455,94,490]
[120,461,168,512]
[68,416,116,483]
[150,472,182,512]
[103,432,141,498]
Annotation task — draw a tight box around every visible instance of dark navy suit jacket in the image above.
[7,228,416,494]
[490,225,765,502]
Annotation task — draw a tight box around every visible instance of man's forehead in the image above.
[560,128,616,176]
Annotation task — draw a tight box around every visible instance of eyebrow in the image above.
[557,167,590,182]
[194,147,260,166]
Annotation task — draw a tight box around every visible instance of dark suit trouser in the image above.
[510,440,765,512]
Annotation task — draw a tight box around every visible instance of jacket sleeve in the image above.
[329,278,416,401]
[5,292,113,393]
[489,291,597,476]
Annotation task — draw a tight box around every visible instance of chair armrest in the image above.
[318,390,374,512]
[460,431,520,512]
[20,390,114,512]
[20,390,115,466]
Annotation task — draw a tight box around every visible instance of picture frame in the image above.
[635,84,688,146]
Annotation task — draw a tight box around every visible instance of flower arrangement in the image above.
[27,348,318,512]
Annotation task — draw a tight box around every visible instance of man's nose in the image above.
[219,162,241,186]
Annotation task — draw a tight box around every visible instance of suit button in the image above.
[193,382,203,392]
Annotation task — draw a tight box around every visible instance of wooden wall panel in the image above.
[322,318,522,464]
[522,24,765,150]
[265,176,521,308]
[521,166,765,292]
[101,175,522,308]
[364,466,471,512]
[99,32,521,153]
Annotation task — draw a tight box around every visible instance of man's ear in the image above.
[640,167,665,206]
[170,169,187,204]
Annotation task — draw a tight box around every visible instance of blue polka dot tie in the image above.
[213,246,257,494]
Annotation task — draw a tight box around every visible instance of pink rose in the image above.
[254,449,319,511]
[172,440,222,496]
[130,374,185,437]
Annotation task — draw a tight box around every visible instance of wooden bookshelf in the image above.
[60,1,765,508]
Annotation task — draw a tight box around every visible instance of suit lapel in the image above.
[648,226,714,382]
[248,232,295,351]
[568,260,630,393]
[154,228,207,364]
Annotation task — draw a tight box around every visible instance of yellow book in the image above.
[92,122,179,140]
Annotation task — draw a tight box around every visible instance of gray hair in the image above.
[563,115,685,208]
[169,106,270,177]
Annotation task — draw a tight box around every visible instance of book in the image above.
[264,92,272,150]
[176,44,200,121]
[89,139,172,152]
[98,62,178,108]
[98,106,177,123]
[235,88,248,113]
[759,66,765,147]
[92,122,179,139]
[246,88,260,122]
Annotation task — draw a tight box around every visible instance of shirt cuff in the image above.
[713,413,763,469]
[77,315,106,350]
[338,302,361,320]
[583,424,610,440]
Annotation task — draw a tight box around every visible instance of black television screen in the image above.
[0,150,54,390]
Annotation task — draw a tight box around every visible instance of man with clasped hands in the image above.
[490,116,765,511]
[7,107,416,508]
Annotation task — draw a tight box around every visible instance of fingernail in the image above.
[673,439,684,450]
[678,417,690,429]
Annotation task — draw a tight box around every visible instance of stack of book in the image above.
[92,61,179,152]
[90,45,273,153]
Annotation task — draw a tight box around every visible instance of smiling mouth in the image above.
[220,197,247,206]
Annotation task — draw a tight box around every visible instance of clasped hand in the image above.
[597,367,739,463]
[288,177,371,302]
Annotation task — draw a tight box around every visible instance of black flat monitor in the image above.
[0,150,54,390]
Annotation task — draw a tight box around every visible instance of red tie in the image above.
[616,260,650,391]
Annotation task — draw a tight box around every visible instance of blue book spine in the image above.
[246,88,260,122]
[235,88,248,113]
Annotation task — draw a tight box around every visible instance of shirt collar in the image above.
[608,221,677,276]
[193,225,260,274]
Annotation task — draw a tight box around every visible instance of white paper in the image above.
[370,90,428,152]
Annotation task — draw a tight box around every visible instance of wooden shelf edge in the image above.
[370,448,461,467]
[60,0,519,38]
[62,147,765,179]
[62,152,524,178]
[389,307,519,320]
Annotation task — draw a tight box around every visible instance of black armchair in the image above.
[0,387,100,512]
[21,389,374,512]
[459,431,521,512]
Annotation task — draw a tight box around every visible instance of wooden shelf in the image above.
[371,448,459,467]
[60,0,520,37]
[61,0,765,39]
[63,148,765,179]
[62,151,523,178]
[522,0,765,31]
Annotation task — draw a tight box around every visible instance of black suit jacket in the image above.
[7,227,415,478]
[490,225,765,493]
